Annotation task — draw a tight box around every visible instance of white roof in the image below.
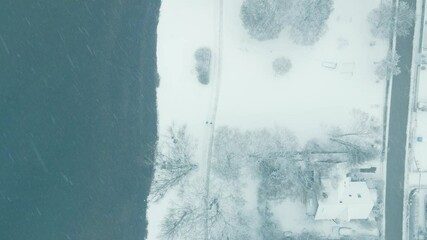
[315,177,374,221]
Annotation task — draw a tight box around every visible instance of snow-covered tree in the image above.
[368,1,415,39]
[240,0,333,45]
[214,127,320,201]
[240,0,292,41]
[212,127,249,180]
[272,57,292,75]
[243,129,321,201]
[376,50,401,80]
[257,155,321,201]
[194,47,212,85]
[288,0,333,45]
[149,125,198,202]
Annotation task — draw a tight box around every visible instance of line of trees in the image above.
[240,0,414,44]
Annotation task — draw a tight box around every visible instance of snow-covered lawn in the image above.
[148,0,389,239]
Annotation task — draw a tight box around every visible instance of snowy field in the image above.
[216,0,387,143]
[148,0,389,239]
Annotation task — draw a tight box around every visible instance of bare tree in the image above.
[149,125,198,202]
[327,110,382,165]
[161,198,204,240]
[208,181,255,240]
[368,1,415,39]
[300,110,382,167]
[257,155,322,201]
[328,136,379,166]
[160,179,254,240]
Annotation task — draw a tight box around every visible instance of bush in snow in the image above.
[368,1,415,39]
[376,50,401,80]
[240,0,291,41]
[272,57,292,75]
[288,0,333,45]
[194,47,212,85]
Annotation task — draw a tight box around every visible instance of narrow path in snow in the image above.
[202,0,224,239]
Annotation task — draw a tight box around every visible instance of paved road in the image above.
[384,1,417,239]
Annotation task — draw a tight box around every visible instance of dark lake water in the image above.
[0,1,160,239]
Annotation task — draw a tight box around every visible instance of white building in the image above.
[315,177,375,221]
